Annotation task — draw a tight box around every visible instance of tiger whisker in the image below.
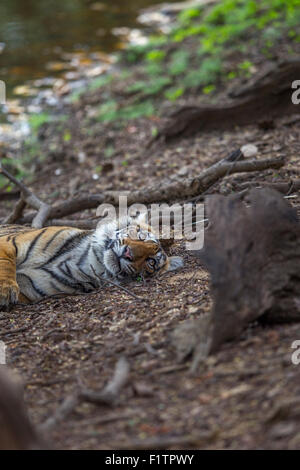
[90,265,148,303]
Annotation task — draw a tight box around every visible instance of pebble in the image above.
[177,166,188,176]
[241,144,258,158]
[77,152,86,164]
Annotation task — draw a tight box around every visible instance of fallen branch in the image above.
[80,356,130,406]
[122,155,285,206]
[3,198,26,224]
[0,163,51,228]
[39,394,79,433]
[45,218,97,229]
[40,357,130,432]
[13,154,284,226]
[17,195,105,225]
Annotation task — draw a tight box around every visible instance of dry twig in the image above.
[0,163,51,228]
[40,357,130,432]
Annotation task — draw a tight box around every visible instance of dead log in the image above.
[172,188,300,369]
[13,155,284,226]
[200,188,300,350]
[0,368,46,449]
[158,58,300,140]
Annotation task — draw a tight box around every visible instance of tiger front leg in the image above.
[0,242,19,309]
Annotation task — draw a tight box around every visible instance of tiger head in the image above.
[94,214,183,279]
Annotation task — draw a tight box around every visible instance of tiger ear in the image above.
[166,256,184,272]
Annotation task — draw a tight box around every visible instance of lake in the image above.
[0,0,179,98]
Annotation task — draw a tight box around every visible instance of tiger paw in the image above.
[0,280,19,308]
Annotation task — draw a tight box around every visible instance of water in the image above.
[0,0,178,98]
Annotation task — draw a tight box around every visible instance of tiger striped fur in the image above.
[0,215,183,307]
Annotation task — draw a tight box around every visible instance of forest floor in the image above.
[1,1,300,450]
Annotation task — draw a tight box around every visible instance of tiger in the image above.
[0,214,183,307]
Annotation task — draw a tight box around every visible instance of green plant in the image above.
[184,57,222,88]
[120,101,155,120]
[124,44,151,63]
[164,87,185,101]
[227,71,237,80]
[97,100,119,122]
[145,63,163,77]
[28,112,51,131]
[145,50,166,62]
[151,127,158,137]
[104,145,115,158]
[168,50,190,76]
[127,77,171,96]
[202,84,216,94]
[89,74,114,91]
[97,99,155,123]
[238,60,254,77]
[178,7,203,24]
[69,88,85,103]
[94,165,102,173]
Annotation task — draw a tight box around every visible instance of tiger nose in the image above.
[122,246,133,260]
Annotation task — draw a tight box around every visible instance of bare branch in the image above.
[44,218,98,229]
[40,357,130,433]
[3,198,26,224]
[79,357,130,406]
[39,394,79,433]
[0,163,51,228]
[14,155,285,225]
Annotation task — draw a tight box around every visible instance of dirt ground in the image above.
[1,60,300,449]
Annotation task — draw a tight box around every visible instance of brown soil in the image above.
[1,55,300,450]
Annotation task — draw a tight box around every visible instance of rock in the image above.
[177,166,189,176]
[77,152,86,164]
[241,144,258,158]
